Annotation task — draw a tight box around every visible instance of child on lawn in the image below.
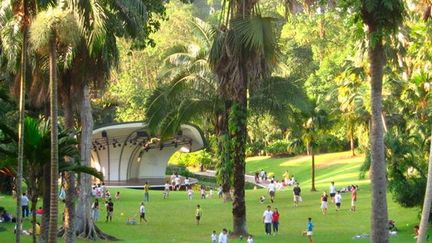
[195,204,202,225]
[139,202,147,223]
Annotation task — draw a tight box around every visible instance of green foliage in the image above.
[264,139,290,156]
[29,7,80,54]
[169,150,216,169]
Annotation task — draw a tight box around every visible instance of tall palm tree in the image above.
[209,0,278,236]
[355,0,404,241]
[30,7,80,242]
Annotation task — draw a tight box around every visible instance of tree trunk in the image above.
[61,86,76,243]
[311,146,316,191]
[30,194,38,243]
[63,158,76,243]
[417,130,432,243]
[40,163,51,242]
[75,85,117,240]
[369,37,388,243]
[216,100,232,202]
[48,31,59,243]
[231,100,248,237]
[16,0,29,241]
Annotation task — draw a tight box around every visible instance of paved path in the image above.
[193,170,269,188]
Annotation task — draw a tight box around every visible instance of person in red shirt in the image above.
[351,185,357,212]
[272,208,280,235]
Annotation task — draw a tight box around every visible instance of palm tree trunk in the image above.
[48,31,59,243]
[216,101,232,202]
[230,97,248,236]
[40,163,50,242]
[311,146,316,191]
[369,37,388,243]
[417,130,432,243]
[16,1,29,241]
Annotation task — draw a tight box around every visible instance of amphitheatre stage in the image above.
[90,122,205,187]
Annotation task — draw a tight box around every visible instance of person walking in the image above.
[211,230,218,243]
[320,192,328,215]
[21,193,29,218]
[268,180,276,203]
[164,181,170,199]
[335,191,342,211]
[263,205,273,236]
[350,185,357,211]
[329,181,336,203]
[305,217,314,243]
[293,184,302,207]
[195,204,202,225]
[91,198,99,221]
[272,208,280,235]
[139,202,147,223]
[105,198,114,222]
[218,228,228,243]
[144,181,150,202]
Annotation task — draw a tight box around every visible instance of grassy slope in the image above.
[0,151,428,242]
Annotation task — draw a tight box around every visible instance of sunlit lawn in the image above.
[0,151,429,242]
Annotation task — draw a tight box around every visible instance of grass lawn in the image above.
[0,151,429,242]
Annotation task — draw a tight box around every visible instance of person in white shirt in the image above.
[329,181,337,203]
[247,235,254,243]
[211,230,217,243]
[335,191,342,211]
[263,205,273,235]
[139,202,147,223]
[184,177,190,189]
[164,182,170,199]
[268,181,276,203]
[188,188,193,200]
[174,176,181,191]
[218,228,228,243]
[21,193,29,218]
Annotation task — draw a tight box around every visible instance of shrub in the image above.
[264,140,291,156]
[246,141,265,157]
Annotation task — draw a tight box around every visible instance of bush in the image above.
[165,165,193,178]
[169,150,217,169]
[246,141,265,157]
[316,134,348,153]
[264,140,291,156]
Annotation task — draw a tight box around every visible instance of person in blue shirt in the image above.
[306,217,313,243]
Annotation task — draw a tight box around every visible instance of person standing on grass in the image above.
[335,191,342,211]
[272,208,280,235]
[320,192,328,215]
[200,185,206,199]
[263,205,273,235]
[139,202,147,223]
[188,187,193,200]
[218,184,223,198]
[105,198,114,222]
[91,198,99,221]
[329,181,336,203]
[293,184,302,207]
[268,180,276,203]
[164,181,170,199]
[306,217,314,243]
[21,193,29,218]
[218,228,228,243]
[195,204,202,225]
[175,175,181,191]
[144,181,150,202]
[350,185,357,211]
[211,230,218,243]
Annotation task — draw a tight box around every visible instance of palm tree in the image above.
[355,0,404,241]
[301,97,330,191]
[418,133,432,242]
[0,117,103,243]
[30,7,80,242]
[209,0,278,236]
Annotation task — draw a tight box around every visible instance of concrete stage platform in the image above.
[104,177,198,189]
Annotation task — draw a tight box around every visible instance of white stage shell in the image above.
[91,122,205,182]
